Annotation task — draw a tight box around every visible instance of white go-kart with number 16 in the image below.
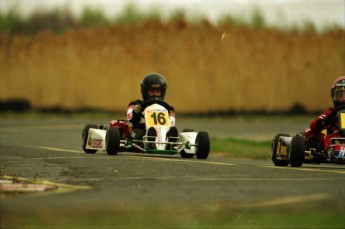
[82,99,210,159]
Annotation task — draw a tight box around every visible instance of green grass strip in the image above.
[211,137,272,160]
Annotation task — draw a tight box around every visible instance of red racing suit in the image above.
[305,107,339,150]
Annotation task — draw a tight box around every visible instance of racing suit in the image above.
[126,99,176,139]
[305,107,339,150]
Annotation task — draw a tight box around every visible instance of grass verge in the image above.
[2,202,343,228]
[211,137,272,160]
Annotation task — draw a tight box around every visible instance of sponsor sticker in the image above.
[334,145,345,157]
[279,146,287,156]
[88,137,103,148]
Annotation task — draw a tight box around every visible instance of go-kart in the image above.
[82,99,210,159]
[272,106,345,167]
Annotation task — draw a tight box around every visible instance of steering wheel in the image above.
[330,105,345,115]
[139,99,171,111]
[324,105,345,125]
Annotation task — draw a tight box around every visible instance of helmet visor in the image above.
[148,88,162,97]
[333,86,345,102]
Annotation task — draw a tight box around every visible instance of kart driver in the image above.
[305,76,345,150]
[126,73,176,140]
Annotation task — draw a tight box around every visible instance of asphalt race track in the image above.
[1,117,345,228]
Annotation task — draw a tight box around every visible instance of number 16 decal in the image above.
[146,111,170,126]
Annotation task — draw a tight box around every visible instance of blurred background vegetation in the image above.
[1,3,339,36]
[0,4,344,115]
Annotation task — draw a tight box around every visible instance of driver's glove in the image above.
[133,105,142,113]
[323,114,336,127]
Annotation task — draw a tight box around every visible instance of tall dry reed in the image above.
[0,22,344,114]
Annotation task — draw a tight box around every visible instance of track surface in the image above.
[1,117,345,228]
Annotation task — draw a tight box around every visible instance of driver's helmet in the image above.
[331,76,345,107]
[141,73,167,100]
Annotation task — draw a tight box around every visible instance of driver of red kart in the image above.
[126,73,176,140]
[305,76,345,150]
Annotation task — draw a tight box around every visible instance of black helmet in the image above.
[141,73,167,100]
[331,76,345,107]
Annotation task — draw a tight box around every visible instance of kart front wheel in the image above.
[106,127,120,155]
[82,124,98,154]
[272,134,290,166]
[289,135,305,167]
[180,129,195,158]
[195,131,210,159]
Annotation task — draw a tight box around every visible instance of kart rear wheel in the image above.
[289,135,305,167]
[82,124,98,154]
[272,134,290,166]
[106,127,120,155]
[195,131,210,159]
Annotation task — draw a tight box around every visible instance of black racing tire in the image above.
[289,135,305,167]
[82,124,98,154]
[106,127,121,155]
[195,131,210,159]
[272,134,290,166]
